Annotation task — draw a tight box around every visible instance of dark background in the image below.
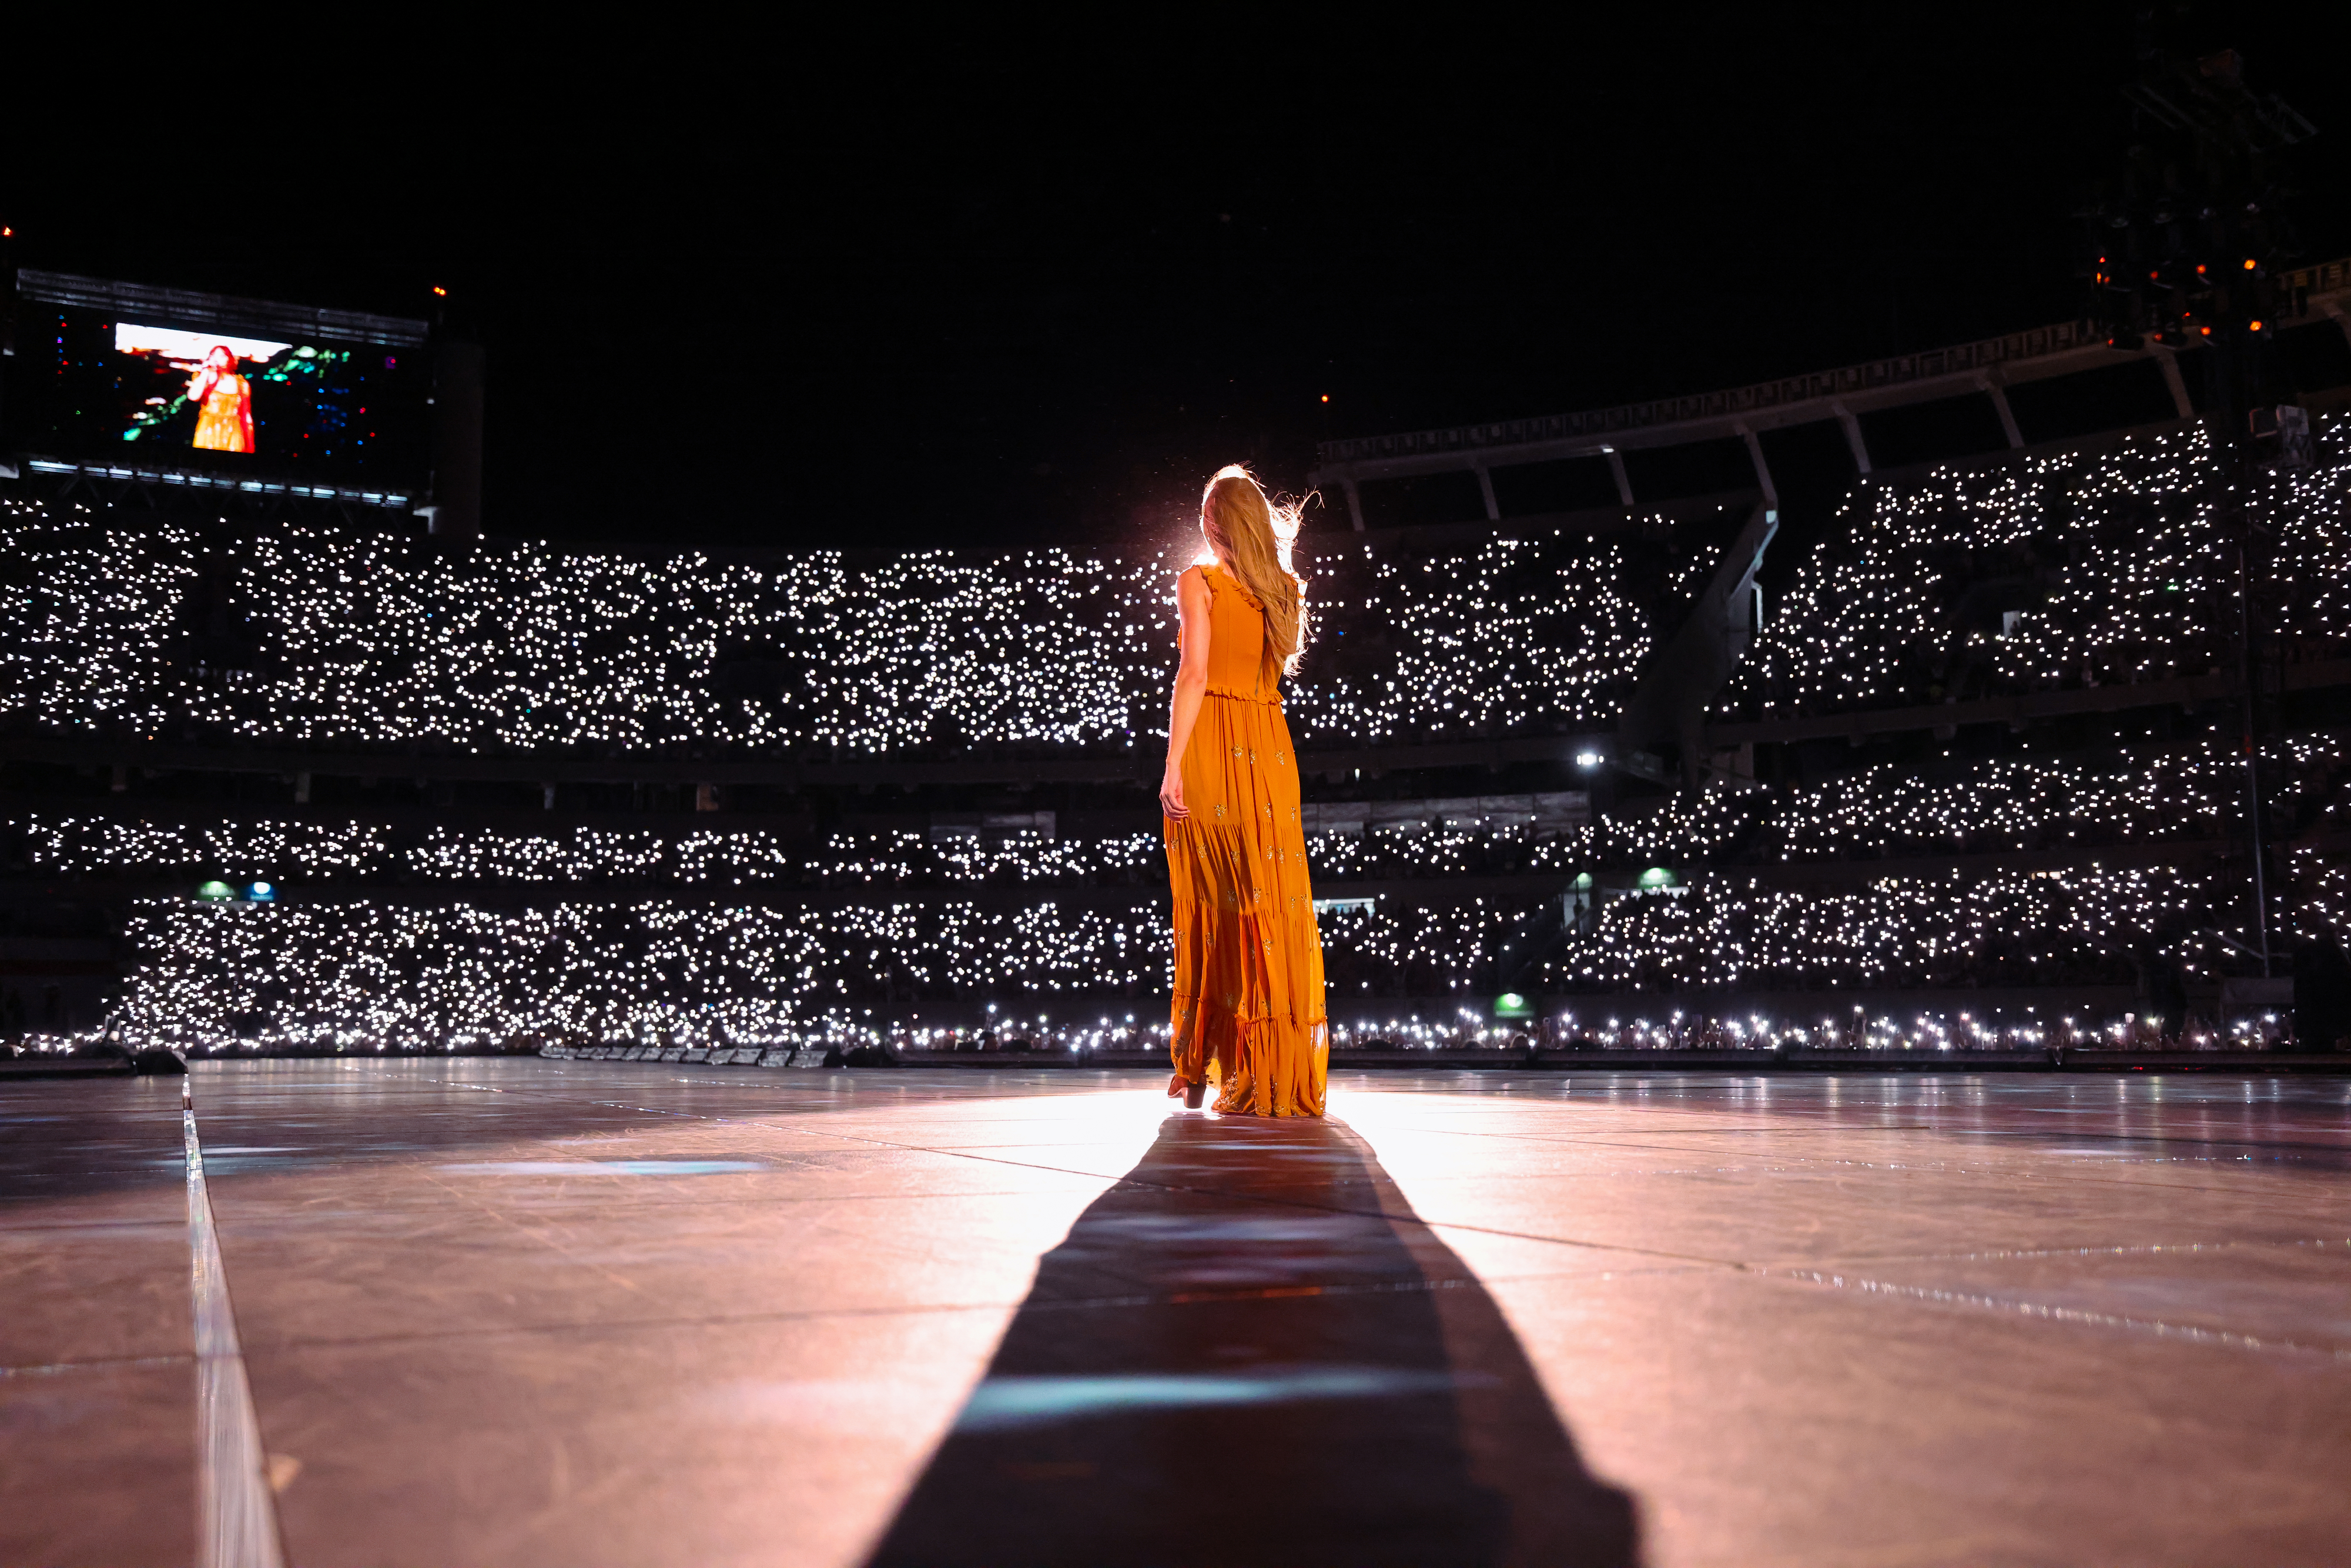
[6,4,2347,555]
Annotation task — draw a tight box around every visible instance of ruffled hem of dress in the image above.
[1170,994,1328,1118]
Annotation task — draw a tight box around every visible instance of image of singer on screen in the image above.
[188,344,256,453]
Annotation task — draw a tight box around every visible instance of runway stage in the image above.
[5,1063,2347,1567]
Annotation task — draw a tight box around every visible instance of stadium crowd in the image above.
[5,412,2345,1055]
[0,501,1681,756]
[12,734,2337,887]
[1715,420,2351,719]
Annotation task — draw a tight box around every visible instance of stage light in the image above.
[433,286,447,296]
[2196,264,2207,274]
[249,882,276,902]
[1320,394,1329,403]
[1576,752,1602,768]
[2249,320,2263,332]
[2243,259,2256,270]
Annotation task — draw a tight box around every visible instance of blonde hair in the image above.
[1200,465,1310,676]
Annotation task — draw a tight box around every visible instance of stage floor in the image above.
[5,1062,2347,1567]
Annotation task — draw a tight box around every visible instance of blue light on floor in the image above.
[955,1366,1488,1432]
[438,1160,769,1175]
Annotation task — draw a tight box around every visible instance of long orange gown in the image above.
[192,373,254,453]
[1163,563,1328,1116]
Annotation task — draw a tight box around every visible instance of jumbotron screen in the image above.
[12,273,430,483]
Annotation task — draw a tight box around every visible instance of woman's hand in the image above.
[1162,568,1210,823]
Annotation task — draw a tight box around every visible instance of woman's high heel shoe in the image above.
[1184,1079,1206,1110]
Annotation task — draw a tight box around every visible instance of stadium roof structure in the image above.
[1308,256,2351,525]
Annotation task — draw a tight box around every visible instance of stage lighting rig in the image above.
[2079,31,2323,987]
[2081,40,2315,356]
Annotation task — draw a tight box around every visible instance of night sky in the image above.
[9,5,2348,556]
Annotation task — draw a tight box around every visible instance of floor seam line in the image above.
[546,1094,1748,1270]
[0,1352,196,1378]
[186,1080,289,1568]
[433,1079,1737,1267]
[1754,1264,2351,1364]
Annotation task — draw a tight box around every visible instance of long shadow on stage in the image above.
[866,1113,1640,1567]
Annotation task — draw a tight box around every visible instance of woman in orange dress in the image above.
[188,345,256,453]
[1160,466,1328,1116]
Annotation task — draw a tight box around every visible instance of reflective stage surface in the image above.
[4,1063,2347,1566]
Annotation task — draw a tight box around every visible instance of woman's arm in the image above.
[1160,567,1212,819]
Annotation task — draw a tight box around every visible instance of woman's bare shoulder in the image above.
[1176,564,1212,596]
